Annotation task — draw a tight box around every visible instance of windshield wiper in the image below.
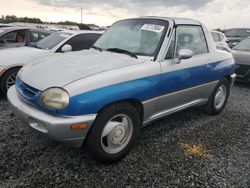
[91,45,102,52]
[107,48,138,59]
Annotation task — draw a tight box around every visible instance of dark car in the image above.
[0,27,52,49]
[224,28,250,48]
[232,38,250,82]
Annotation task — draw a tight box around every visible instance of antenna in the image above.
[81,8,83,24]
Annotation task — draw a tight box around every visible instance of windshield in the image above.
[94,19,169,56]
[232,38,250,51]
[224,29,250,37]
[35,32,72,50]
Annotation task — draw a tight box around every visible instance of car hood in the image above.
[19,49,146,91]
[232,50,250,65]
[0,46,50,67]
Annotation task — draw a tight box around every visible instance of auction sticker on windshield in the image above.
[140,24,165,33]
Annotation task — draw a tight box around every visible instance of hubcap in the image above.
[101,114,133,154]
[214,85,227,110]
[6,72,17,90]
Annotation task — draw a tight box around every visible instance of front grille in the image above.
[16,77,39,101]
[236,64,250,76]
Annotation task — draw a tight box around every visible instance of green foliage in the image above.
[0,15,43,24]
[0,15,98,28]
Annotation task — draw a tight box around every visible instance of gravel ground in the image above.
[0,83,249,188]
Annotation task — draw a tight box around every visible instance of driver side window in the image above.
[1,30,26,44]
[166,25,208,59]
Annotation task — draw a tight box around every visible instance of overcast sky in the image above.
[1,0,250,29]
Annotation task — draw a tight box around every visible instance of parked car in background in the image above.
[211,30,230,52]
[223,28,250,48]
[0,24,13,28]
[0,27,52,49]
[8,17,236,163]
[0,30,103,95]
[232,38,250,82]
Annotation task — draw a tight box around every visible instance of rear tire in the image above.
[203,79,230,115]
[86,102,141,163]
[0,68,20,97]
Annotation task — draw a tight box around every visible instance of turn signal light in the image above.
[71,124,88,130]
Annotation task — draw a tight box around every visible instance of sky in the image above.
[1,0,250,29]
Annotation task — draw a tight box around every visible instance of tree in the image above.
[0,14,98,29]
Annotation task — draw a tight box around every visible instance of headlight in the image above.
[40,88,69,110]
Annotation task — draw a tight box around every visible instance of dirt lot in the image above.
[0,83,249,187]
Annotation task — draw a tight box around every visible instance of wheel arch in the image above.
[97,98,144,123]
[83,98,144,146]
[0,66,23,79]
[0,66,23,96]
[224,74,235,87]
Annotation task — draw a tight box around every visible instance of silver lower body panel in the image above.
[142,80,219,125]
[7,86,97,148]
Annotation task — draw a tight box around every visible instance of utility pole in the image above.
[81,8,83,24]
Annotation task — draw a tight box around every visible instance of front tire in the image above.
[203,78,230,115]
[0,68,20,97]
[86,102,141,163]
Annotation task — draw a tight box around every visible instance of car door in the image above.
[0,29,28,48]
[158,25,213,113]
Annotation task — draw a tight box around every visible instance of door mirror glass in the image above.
[61,44,72,53]
[176,49,193,63]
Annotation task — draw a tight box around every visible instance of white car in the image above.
[0,30,103,95]
[211,30,231,52]
[0,27,52,49]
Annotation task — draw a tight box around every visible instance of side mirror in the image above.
[61,44,72,53]
[175,49,193,64]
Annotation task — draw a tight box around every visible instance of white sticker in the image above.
[140,24,164,33]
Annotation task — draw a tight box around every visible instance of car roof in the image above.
[0,26,52,33]
[0,23,13,26]
[211,30,224,34]
[138,16,201,25]
[224,28,250,31]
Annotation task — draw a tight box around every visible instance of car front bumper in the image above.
[230,73,237,88]
[7,86,97,148]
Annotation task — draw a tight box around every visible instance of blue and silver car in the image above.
[8,17,236,163]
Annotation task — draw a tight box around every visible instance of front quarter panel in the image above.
[60,61,162,117]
